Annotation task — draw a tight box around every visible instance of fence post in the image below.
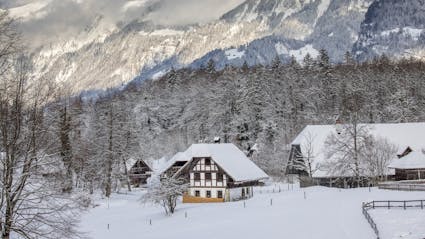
[372,201,375,209]
[270,198,273,206]
[388,201,390,209]
[304,191,306,200]
[244,201,246,208]
[149,219,152,225]
[421,200,423,209]
[185,211,187,218]
[404,201,406,210]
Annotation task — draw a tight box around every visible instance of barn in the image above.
[161,143,269,202]
[286,122,425,187]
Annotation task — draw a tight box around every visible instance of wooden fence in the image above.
[378,182,425,191]
[362,205,379,239]
[362,200,425,239]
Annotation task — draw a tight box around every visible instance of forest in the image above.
[56,51,425,188]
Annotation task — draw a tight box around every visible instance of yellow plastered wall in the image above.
[182,194,224,203]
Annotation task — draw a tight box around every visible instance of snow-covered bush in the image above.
[142,178,188,215]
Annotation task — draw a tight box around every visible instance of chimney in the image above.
[335,115,342,135]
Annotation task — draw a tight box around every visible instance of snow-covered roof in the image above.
[389,151,425,169]
[125,158,138,171]
[123,158,152,173]
[291,122,425,178]
[163,144,268,182]
[182,143,269,182]
[158,151,190,175]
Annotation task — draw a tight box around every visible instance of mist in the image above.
[3,0,245,48]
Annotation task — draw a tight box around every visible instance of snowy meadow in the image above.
[81,183,425,239]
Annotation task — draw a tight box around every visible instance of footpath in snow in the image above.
[81,184,425,239]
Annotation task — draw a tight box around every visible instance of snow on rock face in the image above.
[8,0,52,21]
[353,0,425,61]
[315,0,331,25]
[289,44,319,62]
[29,19,266,93]
[139,29,185,36]
[122,0,150,12]
[381,27,425,41]
[275,42,289,55]
[225,48,245,60]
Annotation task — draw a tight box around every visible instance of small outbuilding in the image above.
[388,151,425,181]
[126,158,152,186]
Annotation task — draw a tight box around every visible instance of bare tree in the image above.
[0,13,82,239]
[301,131,317,178]
[142,178,188,215]
[324,119,371,187]
[363,137,397,183]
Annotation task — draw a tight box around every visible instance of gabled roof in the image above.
[389,151,425,169]
[123,158,152,173]
[291,122,425,177]
[158,151,190,176]
[164,144,269,182]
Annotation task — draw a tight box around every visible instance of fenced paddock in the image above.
[362,199,425,239]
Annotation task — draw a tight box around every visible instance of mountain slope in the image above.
[14,0,425,94]
[353,0,425,60]
[181,0,372,70]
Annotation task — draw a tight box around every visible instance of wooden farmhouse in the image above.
[388,150,425,181]
[126,158,152,186]
[161,143,269,203]
[286,122,425,187]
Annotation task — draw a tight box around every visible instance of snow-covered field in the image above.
[81,184,425,239]
[371,209,425,239]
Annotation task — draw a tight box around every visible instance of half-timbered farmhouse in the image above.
[161,143,269,202]
[287,122,425,187]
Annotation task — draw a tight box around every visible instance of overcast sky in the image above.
[2,0,245,47]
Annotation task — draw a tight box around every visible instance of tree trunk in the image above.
[105,105,114,198]
[122,158,132,191]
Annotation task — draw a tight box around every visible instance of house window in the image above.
[205,173,212,180]
[217,173,223,182]
[242,188,245,198]
[194,173,200,180]
[206,190,211,198]
[195,190,200,197]
[246,187,250,195]
[217,190,223,198]
[205,158,211,166]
